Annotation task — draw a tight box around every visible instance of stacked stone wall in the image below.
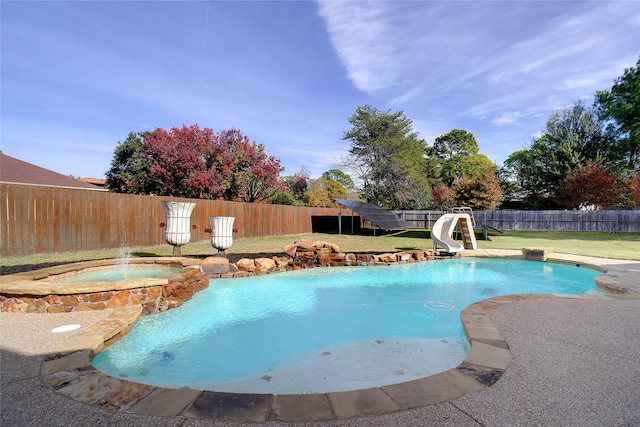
[200,240,436,278]
[0,267,208,314]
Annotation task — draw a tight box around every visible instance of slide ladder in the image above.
[430,213,477,253]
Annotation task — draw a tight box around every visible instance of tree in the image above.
[626,171,640,208]
[452,169,504,210]
[503,146,556,207]
[106,125,284,201]
[217,129,284,203]
[503,101,610,207]
[595,57,640,171]
[555,160,621,209]
[431,183,455,209]
[140,125,224,198]
[342,105,431,209]
[432,129,482,186]
[269,190,297,205]
[279,166,310,205]
[321,169,354,190]
[304,177,347,207]
[105,131,151,193]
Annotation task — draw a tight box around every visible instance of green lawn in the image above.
[1,230,638,270]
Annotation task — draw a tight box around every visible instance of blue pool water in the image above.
[92,258,602,393]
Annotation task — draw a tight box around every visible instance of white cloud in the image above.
[492,112,523,127]
[316,1,401,92]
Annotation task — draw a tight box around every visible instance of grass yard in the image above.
[1,230,638,272]
[476,230,640,260]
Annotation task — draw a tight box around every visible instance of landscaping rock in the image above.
[284,244,297,258]
[200,256,230,275]
[255,258,276,274]
[236,258,256,273]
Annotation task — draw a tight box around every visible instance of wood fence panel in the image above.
[0,184,346,257]
[394,209,640,233]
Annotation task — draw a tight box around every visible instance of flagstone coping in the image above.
[0,258,201,295]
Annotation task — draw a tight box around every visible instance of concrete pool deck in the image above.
[2,250,640,425]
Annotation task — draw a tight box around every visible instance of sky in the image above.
[1,1,639,180]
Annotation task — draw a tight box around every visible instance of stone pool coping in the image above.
[36,251,640,422]
[0,257,201,295]
[0,257,210,314]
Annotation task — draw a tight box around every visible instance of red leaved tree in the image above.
[555,160,621,209]
[140,125,225,199]
[125,124,283,201]
[431,183,455,209]
[626,171,640,208]
[218,129,284,202]
[452,170,504,210]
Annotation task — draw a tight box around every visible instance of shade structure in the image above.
[333,198,411,232]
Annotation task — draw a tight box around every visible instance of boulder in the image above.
[201,257,230,275]
[397,252,413,262]
[236,258,256,272]
[357,254,374,263]
[283,244,297,258]
[294,239,315,250]
[255,258,276,274]
[376,253,397,263]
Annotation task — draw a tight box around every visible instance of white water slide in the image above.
[430,213,477,253]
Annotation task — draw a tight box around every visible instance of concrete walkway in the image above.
[2,252,640,426]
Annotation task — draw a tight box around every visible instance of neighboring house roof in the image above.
[0,153,103,190]
[78,177,107,187]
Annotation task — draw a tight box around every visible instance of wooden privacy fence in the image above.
[0,184,347,257]
[396,210,640,233]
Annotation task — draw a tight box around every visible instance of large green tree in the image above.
[595,57,640,171]
[432,129,488,186]
[321,169,354,190]
[105,131,151,194]
[342,105,431,209]
[503,101,611,207]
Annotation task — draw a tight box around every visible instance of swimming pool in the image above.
[92,258,601,393]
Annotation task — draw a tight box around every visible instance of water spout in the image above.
[118,246,132,278]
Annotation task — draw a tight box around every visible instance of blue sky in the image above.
[2,1,638,180]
